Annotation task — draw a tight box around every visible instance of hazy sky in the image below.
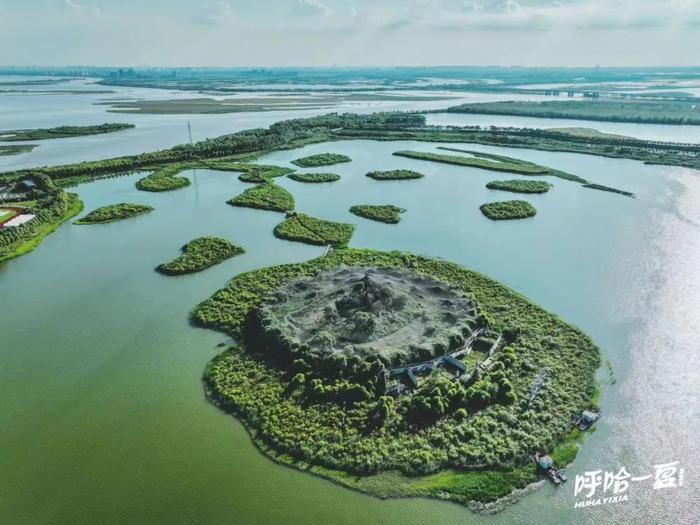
[1,0,698,67]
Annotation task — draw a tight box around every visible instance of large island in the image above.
[193,248,600,507]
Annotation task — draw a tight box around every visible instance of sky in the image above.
[0,0,698,67]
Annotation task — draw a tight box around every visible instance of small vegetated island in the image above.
[366,169,424,181]
[349,204,405,224]
[228,182,295,213]
[156,236,244,275]
[0,123,134,142]
[291,153,351,168]
[394,148,584,182]
[274,212,354,247]
[445,99,700,126]
[288,172,340,183]
[136,165,192,192]
[393,147,634,198]
[137,161,294,191]
[233,164,294,183]
[486,180,552,194]
[74,203,153,225]
[480,200,537,221]
[193,248,599,507]
[0,144,36,156]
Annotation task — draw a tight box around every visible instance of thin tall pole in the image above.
[188,121,198,196]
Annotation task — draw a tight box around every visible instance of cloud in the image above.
[191,1,235,26]
[297,0,331,18]
[341,0,700,32]
[63,0,100,16]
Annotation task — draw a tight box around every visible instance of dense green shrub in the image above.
[273,212,354,247]
[366,169,424,180]
[136,164,191,192]
[75,203,153,224]
[288,172,340,183]
[227,182,295,212]
[291,153,351,167]
[486,179,552,194]
[156,236,244,275]
[480,200,537,220]
[349,204,405,224]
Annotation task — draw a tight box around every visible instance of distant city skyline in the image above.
[1,0,698,67]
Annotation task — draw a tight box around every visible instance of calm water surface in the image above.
[0,80,700,525]
[1,85,699,524]
[0,78,556,172]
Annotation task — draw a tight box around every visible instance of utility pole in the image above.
[187,121,198,196]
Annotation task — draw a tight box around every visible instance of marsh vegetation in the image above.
[349,204,405,223]
[291,153,351,168]
[273,212,354,247]
[486,180,552,194]
[288,172,340,183]
[75,203,153,224]
[156,236,244,275]
[227,182,295,213]
[366,169,424,181]
[480,200,537,220]
[0,144,36,156]
[1,123,134,141]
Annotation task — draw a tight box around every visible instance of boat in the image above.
[533,452,567,484]
[573,409,601,431]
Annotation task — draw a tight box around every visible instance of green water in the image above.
[1,140,698,524]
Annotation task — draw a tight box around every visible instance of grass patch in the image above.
[227,182,294,213]
[480,200,537,220]
[288,172,340,183]
[291,153,351,168]
[156,236,244,275]
[366,169,424,181]
[74,203,153,224]
[273,212,354,247]
[349,204,405,224]
[0,209,17,223]
[486,180,552,194]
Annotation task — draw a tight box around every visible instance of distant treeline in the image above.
[446,100,700,126]
[0,112,424,187]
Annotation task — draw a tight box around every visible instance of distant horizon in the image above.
[2,65,700,71]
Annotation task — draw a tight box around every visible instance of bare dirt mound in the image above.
[255,267,477,366]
